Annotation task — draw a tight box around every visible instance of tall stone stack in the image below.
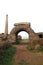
[5,15,8,37]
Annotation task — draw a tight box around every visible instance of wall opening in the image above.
[16,31,29,44]
[39,34,43,38]
[18,31,29,39]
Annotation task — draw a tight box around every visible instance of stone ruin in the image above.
[0,15,43,46]
[9,22,39,43]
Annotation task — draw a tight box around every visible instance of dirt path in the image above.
[14,45,27,50]
[14,45,43,65]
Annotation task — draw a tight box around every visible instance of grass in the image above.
[27,43,43,53]
[0,43,17,65]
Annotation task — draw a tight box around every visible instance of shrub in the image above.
[39,46,43,52]
[34,44,41,50]
[17,37,22,44]
[27,44,34,52]
[0,43,17,65]
[17,39,22,44]
[28,47,34,51]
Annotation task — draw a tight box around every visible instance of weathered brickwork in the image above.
[9,22,39,43]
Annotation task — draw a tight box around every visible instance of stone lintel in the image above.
[14,22,31,26]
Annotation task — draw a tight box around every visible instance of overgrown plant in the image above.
[0,43,17,65]
[17,35,22,44]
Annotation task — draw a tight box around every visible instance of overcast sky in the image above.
[0,0,43,35]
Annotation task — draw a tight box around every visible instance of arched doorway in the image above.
[16,31,29,44]
[18,31,29,39]
[15,28,30,44]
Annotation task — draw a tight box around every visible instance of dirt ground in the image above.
[14,45,43,65]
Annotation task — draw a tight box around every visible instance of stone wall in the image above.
[10,22,39,43]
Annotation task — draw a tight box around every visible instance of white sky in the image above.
[0,0,43,34]
[18,31,29,39]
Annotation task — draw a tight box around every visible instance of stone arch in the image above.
[10,22,39,43]
[15,29,29,40]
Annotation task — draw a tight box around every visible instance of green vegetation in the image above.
[27,43,43,52]
[28,47,34,51]
[39,46,43,52]
[17,39,22,44]
[17,37,22,44]
[34,44,40,50]
[0,43,17,65]
[34,44,43,52]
